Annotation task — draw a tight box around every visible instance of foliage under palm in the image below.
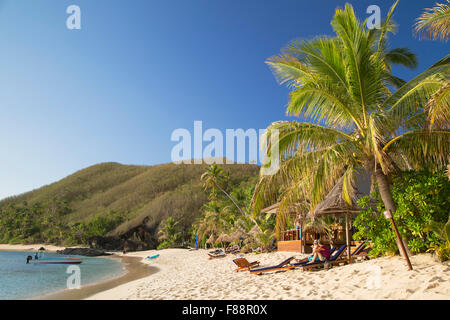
[425,218,450,261]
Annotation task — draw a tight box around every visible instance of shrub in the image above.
[353,171,449,258]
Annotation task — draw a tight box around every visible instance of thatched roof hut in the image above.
[205,234,216,244]
[249,225,260,237]
[260,202,304,215]
[230,230,247,242]
[313,172,371,217]
[216,233,232,243]
[311,171,371,261]
[303,222,327,234]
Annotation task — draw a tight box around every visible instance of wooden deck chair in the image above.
[341,241,366,259]
[208,250,226,259]
[353,246,372,260]
[232,258,260,272]
[342,241,372,262]
[249,256,295,275]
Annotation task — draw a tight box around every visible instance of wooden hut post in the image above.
[301,222,305,254]
[345,212,351,263]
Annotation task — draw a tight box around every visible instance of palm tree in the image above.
[201,164,261,230]
[157,216,181,246]
[253,2,449,261]
[195,201,230,240]
[415,1,450,41]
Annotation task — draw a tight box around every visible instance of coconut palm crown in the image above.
[252,1,450,238]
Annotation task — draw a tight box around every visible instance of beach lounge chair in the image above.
[208,250,226,259]
[232,258,260,272]
[226,246,241,254]
[353,246,372,260]
[345,241,366,256]
[342,241,371,261]
[297,244,347,271]
[249,256,295,275]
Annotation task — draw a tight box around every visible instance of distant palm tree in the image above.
[253,2,449,255]
[201,164,261,230]
[157,216,181,245]
[195,201,228,239]
[415,1,450,41]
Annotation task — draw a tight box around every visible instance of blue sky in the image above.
[0,0,448,200]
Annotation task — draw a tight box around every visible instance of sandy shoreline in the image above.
[0,244,70,252]
[38,255,157,300]
[0,244,156,300]
[2,245,449,299]
[88,248,450,300]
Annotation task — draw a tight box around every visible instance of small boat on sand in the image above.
[26,250,83,265]
[35,260,83,264]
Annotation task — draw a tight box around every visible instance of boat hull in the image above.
[35,260,83,264]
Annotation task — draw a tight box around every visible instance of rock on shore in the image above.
[56,247,112,257]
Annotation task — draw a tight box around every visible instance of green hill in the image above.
[0,161,259,250]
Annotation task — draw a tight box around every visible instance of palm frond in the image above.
[266,54,315,87]
[415,0,450,41]
[284,37,348,90]
[384,47,418,70]
[386,56,450,124]
[383,130,450,171]
[425,81,450,130]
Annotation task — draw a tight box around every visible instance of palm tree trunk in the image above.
[374,168,411,260]
[374,169,396,213]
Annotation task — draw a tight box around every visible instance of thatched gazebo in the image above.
[260,202,304,215]
[230,229,247,243]
[216,233,232,247]
[248,225,260,238]
[302,222,327,234]
[261,201,309,241]
[312,172,371,262]
[205,234,217,248]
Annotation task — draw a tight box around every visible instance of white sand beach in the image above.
[0,244,69,252]
[88,248,450,300]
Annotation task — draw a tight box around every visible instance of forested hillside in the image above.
[0,161,259,250]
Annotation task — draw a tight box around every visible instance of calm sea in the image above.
[0,251,126,300]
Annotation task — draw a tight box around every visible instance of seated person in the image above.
[307,240,330,264]
[292,240,331,264]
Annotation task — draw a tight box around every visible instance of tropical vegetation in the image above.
[193,164,276,252]
[353,170,449,261]
[252,1,449,260]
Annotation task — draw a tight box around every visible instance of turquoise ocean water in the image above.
[0,251,125,300]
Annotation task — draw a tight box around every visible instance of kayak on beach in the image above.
[146,254,160,260]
